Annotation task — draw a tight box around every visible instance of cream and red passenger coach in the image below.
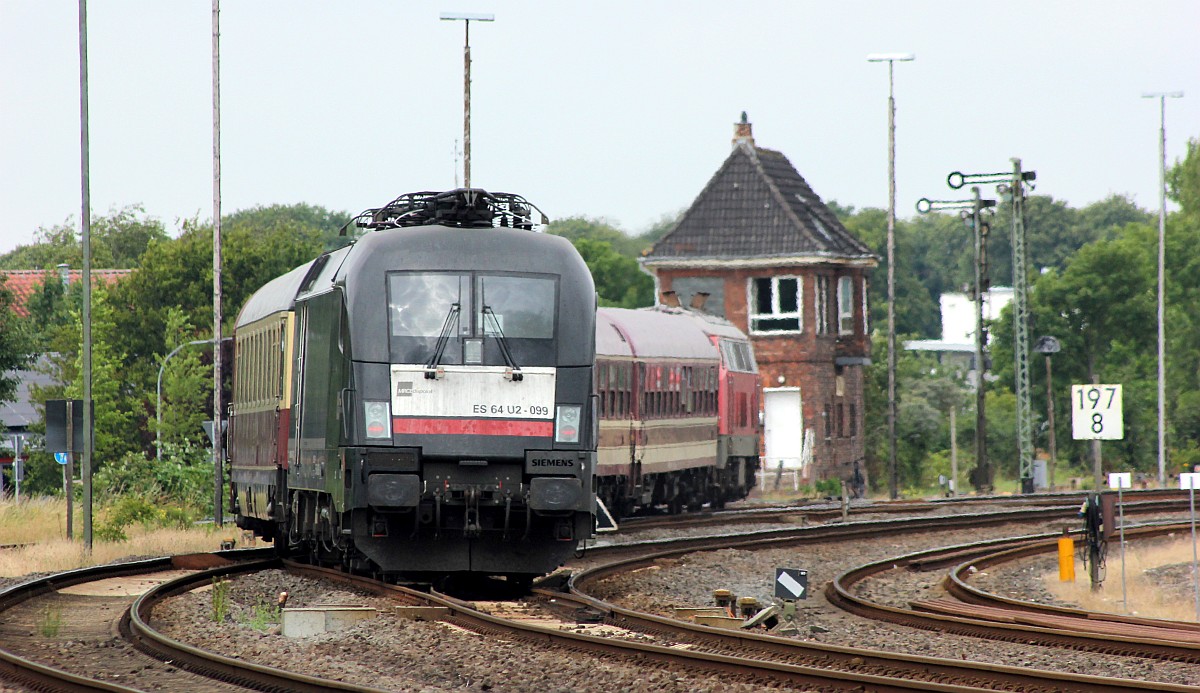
[595,306,760,516]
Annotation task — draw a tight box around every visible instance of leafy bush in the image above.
[814,478,842,498]
[94,444,213,516]
[96,495,162,542]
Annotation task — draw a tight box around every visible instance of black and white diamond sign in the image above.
[775,568,809,600]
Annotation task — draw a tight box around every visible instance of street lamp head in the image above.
[441,12,495,21]
[867,52,915,62]
[1141,91,1184,99]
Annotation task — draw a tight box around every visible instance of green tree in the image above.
[0,206,168,270]
[105,210,331,412]
[1168,137,1200,218]
[990,225,1156,473]
[546,216,649,258]
[573,238,654,308]
[156,307,213,450]
[634,209,684,250]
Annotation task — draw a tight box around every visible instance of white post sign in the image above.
[1107,472,1132,489]
[1071,384,1123,440]
[1182,473,1200,622]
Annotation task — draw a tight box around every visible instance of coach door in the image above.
[292,291,347,493]
[763,387,803,477]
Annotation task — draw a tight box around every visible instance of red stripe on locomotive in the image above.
[392,417,553,437]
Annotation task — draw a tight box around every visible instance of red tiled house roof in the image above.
[0,269,132,317]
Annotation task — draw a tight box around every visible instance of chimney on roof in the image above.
[689,292,710,311]
[57,263,70,289]
[660,290,681,308]
[732,111,754,150]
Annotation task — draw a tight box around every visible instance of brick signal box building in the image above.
[641,116,877,488]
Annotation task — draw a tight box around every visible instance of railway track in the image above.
[0,550,388,692]
[825,520,1200,664]
[924,523,1200,654]
[568,511,1199,691]
[614,487,1190,532]
[0,495,1193,691]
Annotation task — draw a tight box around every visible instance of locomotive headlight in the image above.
[364,400,392,440]
[555,405,582,444]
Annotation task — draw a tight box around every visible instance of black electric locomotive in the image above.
[229,190,597,582]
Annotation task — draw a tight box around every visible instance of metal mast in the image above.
[212,0,224,526]
[916,189,996,493]
[442,12,494,189]
[1009,159,1034,492]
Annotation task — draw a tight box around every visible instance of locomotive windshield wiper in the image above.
[482,305,523,381]
[424,302,460,379]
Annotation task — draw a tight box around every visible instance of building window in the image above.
[861,277,870,334]
[816,275,831,334]
[838,275,854,335]
[749,276,801,334]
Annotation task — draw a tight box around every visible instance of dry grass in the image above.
[0,497,243,578]
[1042,535,1200,621]
[0,496,74,545]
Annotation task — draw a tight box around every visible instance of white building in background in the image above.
[905,288,1013,383]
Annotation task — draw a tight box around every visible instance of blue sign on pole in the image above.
[54,452,69,466]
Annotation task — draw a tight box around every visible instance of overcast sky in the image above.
[2,2,1197,256]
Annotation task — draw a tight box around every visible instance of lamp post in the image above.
[77,0,94,551]
[442,12,494,189]
[157,340,216,463]
[212,0,224,526]
[867,52,914,500]
[1142,91,1183,488]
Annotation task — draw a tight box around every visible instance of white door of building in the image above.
[763,387,803,470]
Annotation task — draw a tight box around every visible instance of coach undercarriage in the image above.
[598,456,757,517]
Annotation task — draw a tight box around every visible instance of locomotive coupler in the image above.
[502,493,513,540]
[464,486,482,538]
[434,492,443,539]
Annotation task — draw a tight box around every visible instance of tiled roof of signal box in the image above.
[644,143,876,265]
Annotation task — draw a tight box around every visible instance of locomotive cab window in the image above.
[389,273,470,338]
[477,275,555,339]
[388,271,558,366]
[719,340,758,373]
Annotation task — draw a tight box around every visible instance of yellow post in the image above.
[1058,528,1075,582]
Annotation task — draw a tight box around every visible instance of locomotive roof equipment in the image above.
[345,188,550,233]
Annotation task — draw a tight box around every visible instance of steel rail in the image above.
[125,556,391,693]
[567,523,1194,692]
[942,525,1200,636]
[828,522,1200,663]
[284,561,988,692]
[0,550,269,692]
